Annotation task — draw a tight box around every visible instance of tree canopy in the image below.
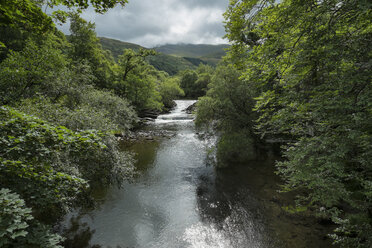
[197,0,372,247]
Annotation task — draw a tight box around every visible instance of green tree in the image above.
[0,0,54,38]
[117,48,157,84]
[0,37,67,105]
[196,64,261,165]
[44,0,128,14]
[179,70,198,98]
[68,13,117,89]
[0,106,135,220]
[116,48,163,111]
[159,77,184,109]
[0,0,126,60]
[224,0,372,246]
[0,0,136,246]
[179,64,214,98]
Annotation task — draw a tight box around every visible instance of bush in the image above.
[159,78,184,109]
[17,89,137,132]
[0,188,63,248]
[0,106,135,222]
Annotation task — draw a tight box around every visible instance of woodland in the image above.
[0,0,371,247]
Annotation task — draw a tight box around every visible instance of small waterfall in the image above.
[155,100,196,124]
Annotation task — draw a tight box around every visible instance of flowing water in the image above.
[62,100,334,248]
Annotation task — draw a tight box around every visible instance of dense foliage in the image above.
[0,0,184,246]
[179,64,214,98]
[197,0,371,247]
[196,64,262,165]
[0,188,63,248]
[0,105,135,246]
[0,106,135,214]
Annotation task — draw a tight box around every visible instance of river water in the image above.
[62,100,334,248]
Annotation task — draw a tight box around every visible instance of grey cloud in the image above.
[61,0,229,47]
[180,0,228,8]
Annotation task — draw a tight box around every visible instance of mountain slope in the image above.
[99,37,196,75]
[154,44,230,58]
[99,37,142,58]
[99,37,229,75]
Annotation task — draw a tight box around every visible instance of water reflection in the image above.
[62,216,98,248]
[61,100,333,248]
[121,140,160,174]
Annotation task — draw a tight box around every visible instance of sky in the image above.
[57,0,229,48]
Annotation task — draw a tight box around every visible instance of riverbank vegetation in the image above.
[196,0,371,247]
[0,0,184,246]
[1,0,371,247]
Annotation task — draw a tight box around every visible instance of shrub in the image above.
[0,106,135,222]
[0,188,63,248]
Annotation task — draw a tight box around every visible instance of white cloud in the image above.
[58,0,228,47]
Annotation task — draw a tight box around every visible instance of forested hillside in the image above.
[154,43,230,67]
[99,37,196,75]
[99,37,143,57]
[99,37,229,75]
[154,43,230,58]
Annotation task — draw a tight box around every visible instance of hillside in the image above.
[154,44,230,58]
[99,37,142,58]
[154,43,230,67]
[99,37,196,75]
[99,37,230,75]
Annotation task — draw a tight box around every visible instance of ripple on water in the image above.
[182,209,267,248]
[60,100,285,248]
[183,223,232,248]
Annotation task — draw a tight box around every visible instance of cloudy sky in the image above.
[57,0,229,48]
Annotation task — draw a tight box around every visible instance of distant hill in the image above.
[154,44,230,59]
[153,44,230,67]
[146,53,199,75]
[99,37,229,75]
[99,37,196,75]
[99,37,142,58]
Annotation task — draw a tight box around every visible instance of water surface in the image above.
[62,100,333,248]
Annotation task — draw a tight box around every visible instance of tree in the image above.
[118,48,157,84]
[116,48,162,111]
[180,70,198,98]
[0,0,135,246]
[224,0,372,246]
[0,0,126,60]
[0,188,63,248]
[68,13,116,89]
[159,77,184,109]
[44,0,128,14]
[179,64,214,98]
[0,37,67,105]
[196,64,261,166]
[0,106,135,219]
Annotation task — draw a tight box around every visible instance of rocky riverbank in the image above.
[116,129,176,142]
[185,101,196,114]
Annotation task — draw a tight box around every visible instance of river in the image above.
[61,100,334,248]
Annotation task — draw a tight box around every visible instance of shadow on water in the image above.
[121,140,160,174]
[195,158,336,248]
[62,216,98,248]
[60,100,335,248]
[60,140,162,248]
